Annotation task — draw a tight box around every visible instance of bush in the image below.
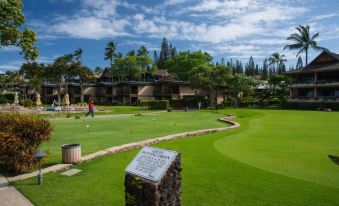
[282,102,339,111]
[0,113,53,173]
[75,116,81,119]
[0,94,15,104]
[20,99,34,107]
[66,113,72,118]
[139,100,169,110]
[169,97,206,109]
[167,107,173,112]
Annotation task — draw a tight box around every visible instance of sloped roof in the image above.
[285,50,339,75]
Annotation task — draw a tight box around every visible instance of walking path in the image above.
[0,175,33,206]
[2,116,239,206]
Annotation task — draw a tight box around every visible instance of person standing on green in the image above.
[86,100,95,117]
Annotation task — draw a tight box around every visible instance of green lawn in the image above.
[41,111,226,166]
[35,106,159,118]
[13,109,339,205]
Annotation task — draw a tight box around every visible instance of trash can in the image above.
[62,144,81,164]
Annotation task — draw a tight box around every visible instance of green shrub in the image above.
[0,113,53,173]
[75,116,81,119]
[169,97,206,109]
[167,107,173,112]
[139,100,169,110]
[66,113,72,118]
[134,112,142,116]
[0,95,8,104]
[0,94,15,104]
[20,99,34,107]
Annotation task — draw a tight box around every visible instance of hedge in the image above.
[139,100,169,110]
[169,97,206,109]
[282,101,339,111]
[0,113,53,173]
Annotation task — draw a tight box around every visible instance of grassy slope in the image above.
[215,109,339,188]
[14,109,339,206]
[42,111,226,166]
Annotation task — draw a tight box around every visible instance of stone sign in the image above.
[124,146,182,206]
[125,146,178,182]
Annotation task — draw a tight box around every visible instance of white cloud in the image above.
[0,46,21,53]
[311,13,337,21]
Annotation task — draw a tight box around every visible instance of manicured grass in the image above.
[35,106,159,118]
[41,111,226,166]
[215,109,339,188]
[13,109,339,206]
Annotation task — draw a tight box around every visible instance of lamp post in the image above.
[33,150,46,185]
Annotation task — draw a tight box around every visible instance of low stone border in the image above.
[8,118,239,182]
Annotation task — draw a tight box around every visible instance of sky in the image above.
[0,0,339,72]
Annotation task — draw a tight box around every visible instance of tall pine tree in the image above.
[157,37,170,70]
[296,56,303,69]
[262,58,268,80]
[153,50,159,64]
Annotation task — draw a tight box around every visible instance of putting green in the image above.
[215,109,339,188]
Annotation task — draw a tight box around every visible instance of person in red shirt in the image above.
[86,100,95,117]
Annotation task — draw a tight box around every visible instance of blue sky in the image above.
[0,0,339,72]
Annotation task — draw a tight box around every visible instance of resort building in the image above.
[286,51,339,103]
[40,69,223,106]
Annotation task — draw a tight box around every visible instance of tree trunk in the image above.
[215,88,218,108]
[58,82,62,103]
[80,81,84,103]
[305,49,308,66]
[209,87,213,108]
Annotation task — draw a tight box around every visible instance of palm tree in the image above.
[104,41,117,82]
[74,48,83,64]
[268,52,287,74]
[284,25,327,66]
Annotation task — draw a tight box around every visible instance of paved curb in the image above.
[8,118,240,183]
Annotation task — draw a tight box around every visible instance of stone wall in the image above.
[125,154,182,206]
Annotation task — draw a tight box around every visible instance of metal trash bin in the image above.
[62,144,81,164]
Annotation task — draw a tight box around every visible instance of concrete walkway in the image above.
[0,175,34,206]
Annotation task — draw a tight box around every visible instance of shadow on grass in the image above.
[328,155,339,166]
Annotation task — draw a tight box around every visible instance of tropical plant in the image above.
[227,74,256,108]
[47,54,73,102]
[137,46,153,81]
[73,48,83,64]
[19,62,45,105]
[71,63,94,102]
[166,51,213,80]
[268,52,287,74]
[104,41,117,82]
[284,25,327,66]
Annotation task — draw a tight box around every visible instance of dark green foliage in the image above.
[166,51,213,80]
[139,100,169,109]
[157,37,170,70]
[19,99,33,107]
[0,94,14,104]
[0,0,39,60]
[0,113,53,173]
[282,102,339,111]
[169,97,206,109]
